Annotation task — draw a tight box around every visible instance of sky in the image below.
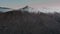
[0,0,60,9]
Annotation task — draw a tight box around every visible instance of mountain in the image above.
[17,6,60,13]
[0,7,13,13]
[0,6,60,34]
[19,6,40,13]
[1,6,59,13]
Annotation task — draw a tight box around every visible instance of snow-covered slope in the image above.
[19,6,39,13]
[18,6,60,13]
[39,7,60,13]
[0,6,60,13]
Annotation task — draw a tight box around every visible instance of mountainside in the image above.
[0,6,60,34]
[0,7,60,34]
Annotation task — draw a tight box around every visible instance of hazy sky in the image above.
[0,0,60,9]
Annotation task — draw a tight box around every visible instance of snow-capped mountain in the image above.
[0,7,13,12]
[0,6,59,13]
[18,6,60,13]
[19,6,40,13]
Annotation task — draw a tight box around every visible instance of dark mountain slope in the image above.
[0,9,60,34]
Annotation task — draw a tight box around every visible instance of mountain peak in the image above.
[20,6,34,12]
[22,6,30,9]
[19,6,40,13]
[22,5,33,10]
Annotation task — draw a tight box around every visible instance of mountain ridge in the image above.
[0,6,60,13]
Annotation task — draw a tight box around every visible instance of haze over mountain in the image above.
[0,7,13,12]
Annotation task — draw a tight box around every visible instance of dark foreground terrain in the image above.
[0,10,60,34]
